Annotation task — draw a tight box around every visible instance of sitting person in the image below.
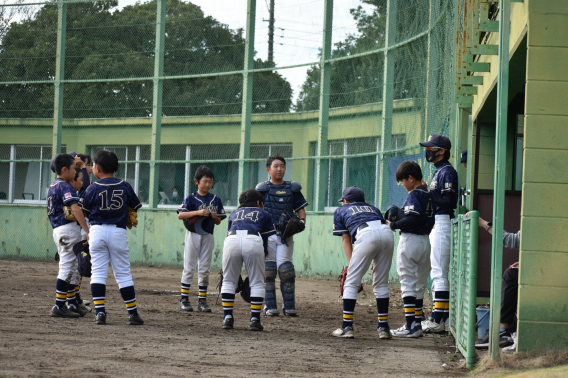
[467,212,519,353]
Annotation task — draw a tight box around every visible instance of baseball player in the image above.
[331,186,394,339]
[387,161,435,338]
[256,154,308,316]
[47,154,90,318]
[419,134,458,333]
[177,166,226,312]
[221,189,276,331]
[80,150,143,325]
[69,167,91,313]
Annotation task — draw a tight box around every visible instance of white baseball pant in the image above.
[430,214,451,291]
[53,222,82,284]
[89,224,134,289]
[181,231,215,287]
[221,231,265,298]
[343,221,394,300]
[266,234,294,268]
[397,233,431,299]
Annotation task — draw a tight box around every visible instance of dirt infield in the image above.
[0,260,465,377]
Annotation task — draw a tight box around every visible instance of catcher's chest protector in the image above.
[264,181,294,225]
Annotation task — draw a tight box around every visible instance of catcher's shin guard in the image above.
[278,262,296,313]
[265,261,278,311]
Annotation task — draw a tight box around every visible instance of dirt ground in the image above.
[0,260,466,377]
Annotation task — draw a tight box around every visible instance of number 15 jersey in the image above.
[80,178,142,229]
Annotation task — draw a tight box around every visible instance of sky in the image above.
[121,0,374,105]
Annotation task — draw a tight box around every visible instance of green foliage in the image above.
[0,0,292,118]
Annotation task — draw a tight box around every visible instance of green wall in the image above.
[517,0,568,353]
[0,205,401,281]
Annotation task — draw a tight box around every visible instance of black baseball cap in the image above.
[461,150,467,164]
[419,134,451,150]
[338,186,365,203]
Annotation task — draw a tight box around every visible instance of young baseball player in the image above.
[80,150,143,325]
[69,166,91,313]
[256,154,308,316]
[419,134,458,333]
[177,166,226,312]
[387,161,435,338]
[47,154,90,318]
[331,186,394,339]
[221,189,276,331]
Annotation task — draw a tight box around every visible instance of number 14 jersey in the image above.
[80,178,142,228]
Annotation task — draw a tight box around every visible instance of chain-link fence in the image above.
[0,0,456,277]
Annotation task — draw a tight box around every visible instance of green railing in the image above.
[448,212,479,369]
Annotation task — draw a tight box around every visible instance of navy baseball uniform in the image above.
[47,178,83,315]
[389,185,434,338]
[221,207,276,330]
[332,201,394,338]
[177,192,226,310]
[80,178,143,324]
[256,180,308,316]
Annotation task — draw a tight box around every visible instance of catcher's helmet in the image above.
[183,216,214,235]
[385,205,405,222]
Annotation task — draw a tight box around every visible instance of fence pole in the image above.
[238,0,256,197]
[423,0,437,142]
[377,0,397,210]
[52,0,67,165]
[489,0,510,360]
[314,0,333,211]
[467,211,479,368]
[148,0,166,209]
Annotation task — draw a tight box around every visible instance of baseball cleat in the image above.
[475,330,513,349]
[179,299,193,312]
[282,306,297,317]
[78,302,92,312]
[67,304,87,317]
[197,300,211,313]
[377,326,392,339]
[421,319,445,334]
[81,300,91,306]
[503,332,517,354]
[50,305,80,318]
[222,317,234,330]
[391,324,423,338]
[250,318,264,331]
[94,312,106,325]
[263,305,279,316]
[332,326,354,338]
[128,314,144,325]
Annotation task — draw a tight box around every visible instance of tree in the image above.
[295,0,428,111]
[0,0,292,118]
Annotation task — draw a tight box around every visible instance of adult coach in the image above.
[419,134,458,333]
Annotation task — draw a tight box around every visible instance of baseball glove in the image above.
[385,205,405,222]
[338,266,363,297]
[127,207,138,229]
[215,270,244,304]
[63,205,77,221]
[279,211,305,240]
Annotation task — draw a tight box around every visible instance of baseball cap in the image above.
[50,152,77,173]
[461,150,467,164]
[419,134,451,150]
[338,186,365,203]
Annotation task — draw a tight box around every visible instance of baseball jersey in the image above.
[333,202,385,243]
[47,178,81,229]
[80,178,142,229]
[227,207,276,237]
[178,192,226,231]
[396,186,435,235]
[429,160,458,217]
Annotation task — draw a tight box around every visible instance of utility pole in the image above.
[268,0,274,62]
